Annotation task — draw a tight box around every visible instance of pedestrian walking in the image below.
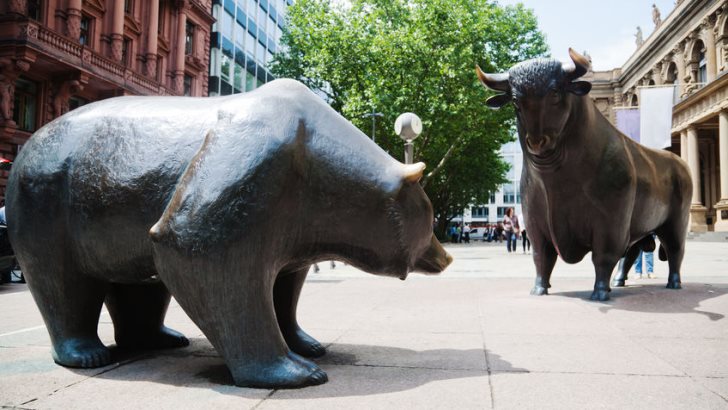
[519,213,530,254]
[503,208,520,253]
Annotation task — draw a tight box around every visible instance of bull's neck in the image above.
[524,96,611,175]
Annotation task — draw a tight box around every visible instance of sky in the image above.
[496,0,678,70]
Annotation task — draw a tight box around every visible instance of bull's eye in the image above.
[549,90,561,105]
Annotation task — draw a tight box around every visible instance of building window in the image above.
[471,206,488,219]
[489,192,496,204]
[183,75,193,96]
[12,78,38,132]
[79,16,91,46]
[122,37,132,67]
[124,0,133,14]
[158,0,166,34]
[497,207,508,220]
[185,21,195,55]
[502,183,516,204]
[698,50,707,84]
[27,0,42,21]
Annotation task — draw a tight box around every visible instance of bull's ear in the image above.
[485,93,512,109]
[566,81,592,96]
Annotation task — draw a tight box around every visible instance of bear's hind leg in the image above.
[274,267,325,358]
[105,281,189,349]
[24,265,111,368]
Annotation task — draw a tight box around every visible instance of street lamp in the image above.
[395,112,422,164]
[362,111,384,143]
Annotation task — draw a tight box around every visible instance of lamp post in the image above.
[395,112,422,164]
[362,111,384,143]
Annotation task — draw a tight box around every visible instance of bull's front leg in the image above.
[529,231,558,295]
[590,251,621,301]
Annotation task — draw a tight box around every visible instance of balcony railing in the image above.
[14,21,177,96]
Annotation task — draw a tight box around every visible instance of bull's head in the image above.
[476,48,592,161]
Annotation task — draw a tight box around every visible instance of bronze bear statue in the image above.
[6,79,452,388]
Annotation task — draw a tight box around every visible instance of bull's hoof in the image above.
[115,326,189,350]
[530,286,548,295]
[666,273,681,289]
[231,352,328,389]
[612,279,626,287]
[285,328,326,358]
[52,338,112,368]
[589,289,610,301]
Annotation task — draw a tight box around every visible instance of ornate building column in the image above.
[687,126,708,232]
[680,129,688,163]
[703,17,717,82]
[66,0,83,41]
[145,0,160,78]
[174,2,188,93]
[110,0,125,62]
[715,110,728,232]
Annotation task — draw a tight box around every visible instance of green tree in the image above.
[271,0,548,238]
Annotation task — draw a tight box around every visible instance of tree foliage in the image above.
[271,0,548,237]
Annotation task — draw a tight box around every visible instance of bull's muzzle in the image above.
[413,235,453,274]
[526,135,552,156]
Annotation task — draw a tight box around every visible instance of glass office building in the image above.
[209,0,292,96]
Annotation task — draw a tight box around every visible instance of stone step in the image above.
[686,231,728,242]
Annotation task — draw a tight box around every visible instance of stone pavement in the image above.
[1,241,727,409]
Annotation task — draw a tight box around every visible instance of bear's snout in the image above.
[413,235,452,274]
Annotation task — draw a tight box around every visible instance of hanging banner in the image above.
[639,86,674,149]
[615,108,640,142]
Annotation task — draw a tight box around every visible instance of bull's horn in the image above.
[403,162,426,183]
[475,65,510,93]
[563,48,590,80]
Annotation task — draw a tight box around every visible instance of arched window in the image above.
[630,94,638,107]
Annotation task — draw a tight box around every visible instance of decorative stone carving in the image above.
[635,26,644,47]
[9,0,28,15]
[51,80,83,119]
[66,8,82,41]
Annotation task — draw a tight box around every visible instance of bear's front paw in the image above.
[231,352,328,389]
[52,338,112,368]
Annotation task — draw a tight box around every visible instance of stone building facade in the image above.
[0,0,214,198]
[586,0,728,232]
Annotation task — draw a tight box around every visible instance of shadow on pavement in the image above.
[551,282,728,321]
[85,340,525,397]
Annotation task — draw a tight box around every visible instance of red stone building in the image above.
[0,0,214,198]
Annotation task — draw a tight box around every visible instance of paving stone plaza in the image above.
[1,240,726,409]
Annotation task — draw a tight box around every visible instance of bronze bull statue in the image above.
[6,79,452,388]
[476,49,691,301]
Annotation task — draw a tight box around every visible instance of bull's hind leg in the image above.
[612,245,641,287]
[23,263,111,368]
[656,219,687,289]
[105,281,189,349]
[274,267,325,358]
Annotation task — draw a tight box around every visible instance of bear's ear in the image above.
[402,162,426,184]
